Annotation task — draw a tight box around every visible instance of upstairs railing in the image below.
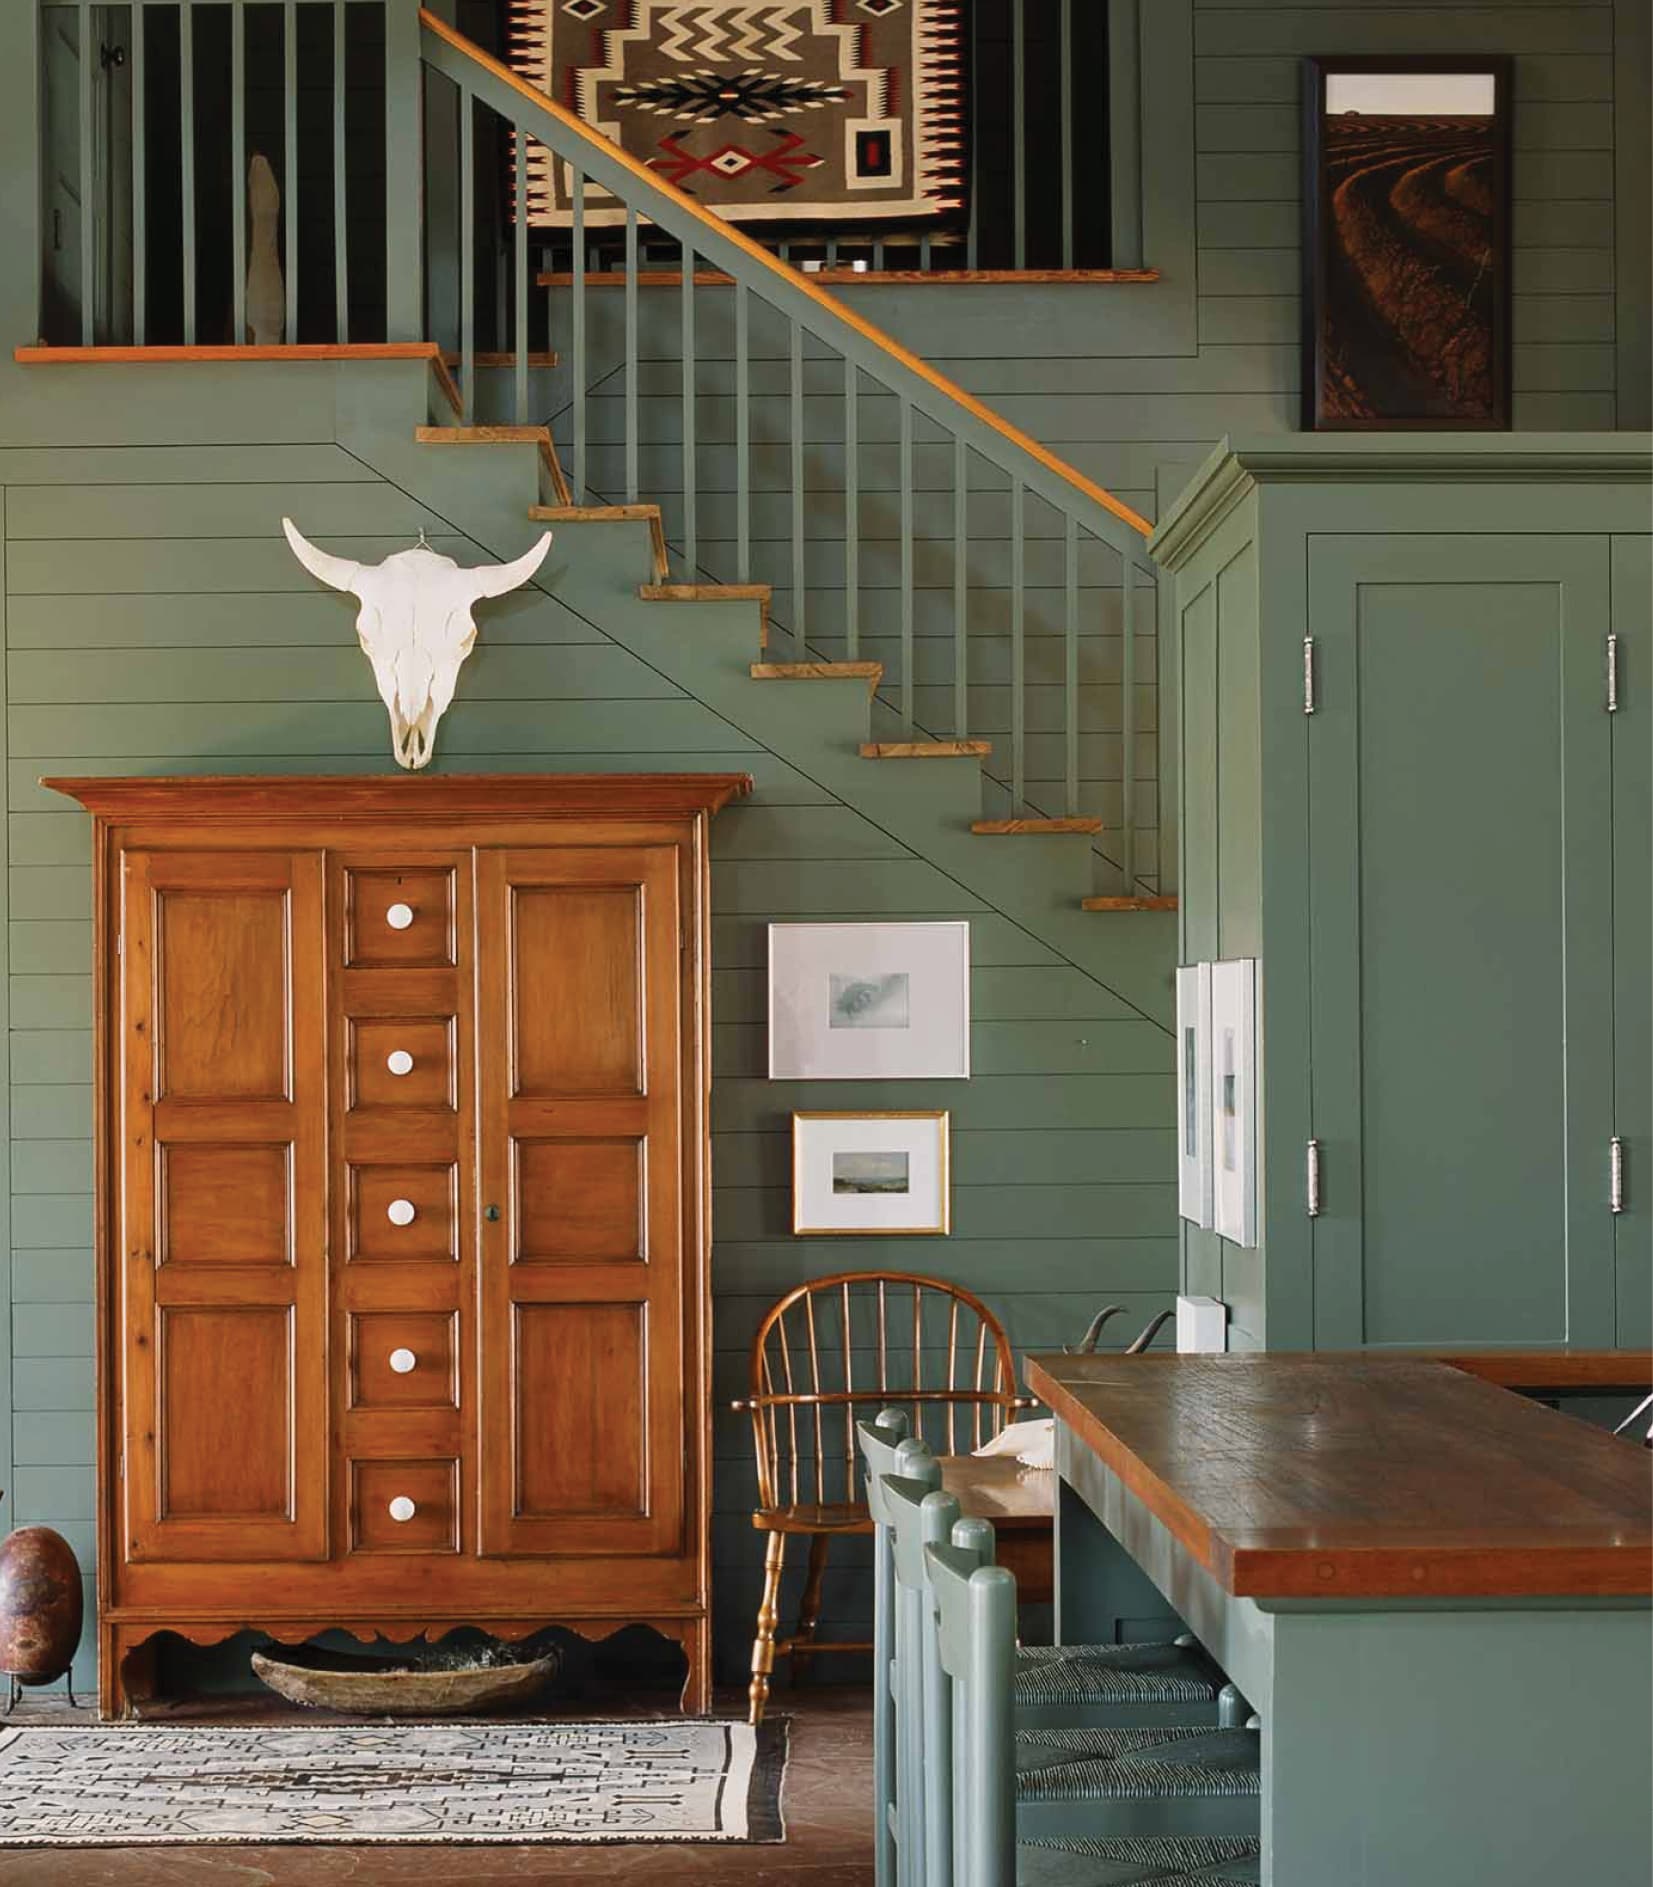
[421,15,1162,889]
[30,0,1165,894]
[36,0,418,348]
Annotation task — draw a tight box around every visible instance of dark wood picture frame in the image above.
[1302,55,1513,431]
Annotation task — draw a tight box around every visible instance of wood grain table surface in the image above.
[1026,1351,1653,1603]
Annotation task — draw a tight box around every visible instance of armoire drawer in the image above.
[348,1310,459,1410]
[348,1164,458,1263]
[349,1457,460,1554]
[344,866,457,969]
[347,1017,456,1112]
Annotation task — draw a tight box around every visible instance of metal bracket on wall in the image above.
[1607,633,1620,713]
[1303,636,1317,714]
[1610,1136,1625,1214]
[1306,1139,1322,1217]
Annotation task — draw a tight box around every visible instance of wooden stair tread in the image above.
[527,504,668,582]
[640,580,771,647]
[641,582,770,602]
[972,818,1104,835]
[417,423,550,443]
[751,662,882,692]
[1081,896,1179,912]
[860,741,991,759]
[415,425,572,505]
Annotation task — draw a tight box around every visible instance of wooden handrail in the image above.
[417,9,1152,542]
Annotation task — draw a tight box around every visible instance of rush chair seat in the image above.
[734,1273,1037,1725]
[925,1523,1262,1887]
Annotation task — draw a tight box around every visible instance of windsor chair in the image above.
[733,1270,1034,1725]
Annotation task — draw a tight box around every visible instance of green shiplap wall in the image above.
[0,448,1175,1689]
[0,0,1646,1696]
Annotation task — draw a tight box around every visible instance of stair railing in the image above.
[420,10,1164,894]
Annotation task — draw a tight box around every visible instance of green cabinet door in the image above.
[1612,535,1652,1346]
[1306,536,1616,1349]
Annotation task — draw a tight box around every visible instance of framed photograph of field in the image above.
[767,922,971,1080]
[1302,57,1512,429]
[792,1111,951,1237]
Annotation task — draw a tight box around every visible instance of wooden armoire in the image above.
[50,773,749,1718]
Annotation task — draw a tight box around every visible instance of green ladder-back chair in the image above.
[860,1414,1246,1887]
[926,1514,1263,1887]
[861,1412,1227,1887]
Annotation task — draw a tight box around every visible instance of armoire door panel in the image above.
[158,1306,294,1519]
[509,884,644,1097]
[158,1142,292,1267]
[1307,538,1615,1349]
[478,845,685,1558]
[513,1302,647,1520]
[514,1138,645,1263]
[155,890,293,1103]
[121,847,328,1565]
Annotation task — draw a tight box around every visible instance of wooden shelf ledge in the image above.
[859,740,991,759]
[972,817,1105,835]
[1081,896,1178,912]
[529,503,669,582]
[751,661,882,693]
[14,342,446,365]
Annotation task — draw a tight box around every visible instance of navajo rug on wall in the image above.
[508,1,965,227]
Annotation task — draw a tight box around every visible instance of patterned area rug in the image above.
[0,1720,787,1845]
[510,0,964,226]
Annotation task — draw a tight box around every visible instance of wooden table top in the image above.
[1428,1350,1652,1393]
[938,1454,1053,1530]
[1027,1352,1653,1603]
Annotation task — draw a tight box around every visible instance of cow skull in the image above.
[282,518,552,769]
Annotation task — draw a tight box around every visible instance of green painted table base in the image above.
[1054,1422,1653,1885]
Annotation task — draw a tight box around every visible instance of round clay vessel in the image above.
[0,1526,84,1684]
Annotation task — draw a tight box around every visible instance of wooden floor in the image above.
[0,1688,874,1885]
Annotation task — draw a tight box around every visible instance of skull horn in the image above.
[462,530,553,600]
[282,517,363,593]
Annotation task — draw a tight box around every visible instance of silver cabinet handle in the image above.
[1610,1137,1625,1215]
[1306,1139,1323,1218]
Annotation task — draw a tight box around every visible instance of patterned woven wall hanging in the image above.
[508,1,965,228]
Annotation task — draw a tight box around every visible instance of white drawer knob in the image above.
[387,1495,417,1523]
[386,902,415,931]
[386,1198,416,1227]
[388,1347,417,1375]
[385,1049,415,1077]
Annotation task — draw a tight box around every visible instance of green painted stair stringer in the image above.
[336,365,1176,1029]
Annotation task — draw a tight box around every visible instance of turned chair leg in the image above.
[790,1533,830,1680]
[748,1531,788,1726]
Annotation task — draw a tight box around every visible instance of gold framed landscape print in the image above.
[792,1111,951,1238]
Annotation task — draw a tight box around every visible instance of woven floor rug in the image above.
[0,1720,786,1846]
